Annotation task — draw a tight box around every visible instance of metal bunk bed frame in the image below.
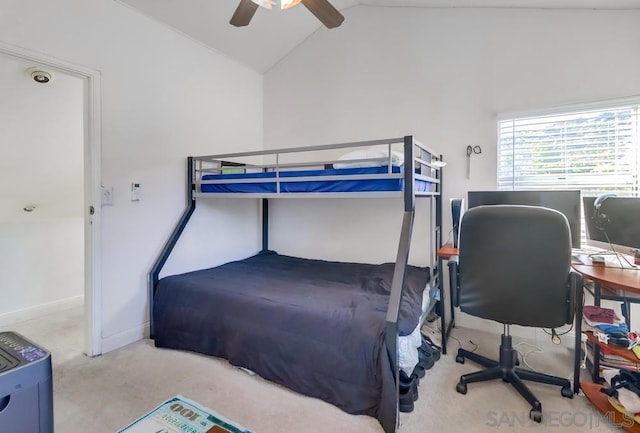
[148,135,443,418]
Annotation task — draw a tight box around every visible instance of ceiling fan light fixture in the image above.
[280,0,302,9]
[251,0,273,9]
[232,0,344,28]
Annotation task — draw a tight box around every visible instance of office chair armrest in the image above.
[448,258,459,308]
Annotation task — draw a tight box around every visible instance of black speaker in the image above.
[451,198,465,248]
[593,193,616,232]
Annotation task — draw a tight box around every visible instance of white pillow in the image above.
[333,148,404,169]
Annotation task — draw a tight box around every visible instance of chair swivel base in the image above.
[455,334,573,423]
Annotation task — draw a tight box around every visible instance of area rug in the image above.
[118,395,252,433]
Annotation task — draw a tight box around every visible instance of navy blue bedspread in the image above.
[153,251,429,433]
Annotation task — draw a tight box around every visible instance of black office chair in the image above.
[452,205,578,422]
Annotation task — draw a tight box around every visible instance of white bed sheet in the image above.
[398,289,432,375]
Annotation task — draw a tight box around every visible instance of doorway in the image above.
[0,42,101,356]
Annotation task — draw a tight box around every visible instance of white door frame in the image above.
[0,42,102,356]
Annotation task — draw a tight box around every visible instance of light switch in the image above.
[101,187,113,205]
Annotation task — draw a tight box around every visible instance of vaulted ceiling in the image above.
[117,0,640,72]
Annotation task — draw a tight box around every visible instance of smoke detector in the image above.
[26,67,55,84]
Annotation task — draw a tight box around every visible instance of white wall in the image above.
[264,7,640,332]
[0,55,84,322]
[0,0,263,352]
[0,220,84,324]
[0,55,84,220]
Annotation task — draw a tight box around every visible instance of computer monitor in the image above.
[583,196,640,256]
[467,190,581,248]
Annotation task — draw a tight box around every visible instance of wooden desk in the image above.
[437,244,458,259]
[436,243,458,355]
[572,261,640,428]
[572,263,640,295]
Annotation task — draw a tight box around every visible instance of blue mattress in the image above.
[201,166,432,193]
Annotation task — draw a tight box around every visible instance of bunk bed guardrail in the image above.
[191,137,441,198]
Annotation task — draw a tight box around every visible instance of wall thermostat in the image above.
[131,182,141,201]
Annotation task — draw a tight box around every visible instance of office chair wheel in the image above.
[529,409,542,423]
[455,355,465,364]
[561,386,573,399]
[456,382,467,395]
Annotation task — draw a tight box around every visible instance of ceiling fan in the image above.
[230,0,345,29]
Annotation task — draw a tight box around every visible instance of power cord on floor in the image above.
[565,340,588,392]
[443,333,461,350]
[447,334,477,353]
[513,341,543,372]
[423,320,478,353]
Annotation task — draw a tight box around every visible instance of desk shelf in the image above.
[581,381,640,432]
[585,332,640,367]
[436,243,458,259]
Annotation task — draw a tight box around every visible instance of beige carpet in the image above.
[0,308,618,433]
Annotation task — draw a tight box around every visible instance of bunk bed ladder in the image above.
[385,210,414,372]
[148,157,197,339]
[385,136,416,412]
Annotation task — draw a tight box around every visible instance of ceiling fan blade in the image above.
[301,0,344,29]
[230,0,259,27]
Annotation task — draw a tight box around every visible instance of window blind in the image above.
[498,104,640,198]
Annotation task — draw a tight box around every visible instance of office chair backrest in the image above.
[458,205,573,328]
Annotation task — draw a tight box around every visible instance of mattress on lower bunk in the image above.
[153,251,430,433]
[201,166,433,193]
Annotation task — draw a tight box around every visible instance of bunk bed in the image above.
[149,136,444,433]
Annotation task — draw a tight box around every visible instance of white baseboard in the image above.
[101,322,150,354]
[0,295,84,328]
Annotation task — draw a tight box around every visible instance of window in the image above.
[498,101,640,198]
